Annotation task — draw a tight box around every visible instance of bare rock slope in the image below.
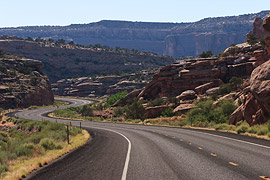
[0,53,54,109]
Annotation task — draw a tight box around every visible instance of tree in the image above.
[125,100,145,121]
[80,105,93,116]
[199,50,213,58]
[246,34,258,45]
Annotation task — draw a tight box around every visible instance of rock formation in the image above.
[0,38,173,82]
[247,17,270,40]
[229,13,270,126]
[52,74,149,98]
[138,55,256,100]
[0,11,269,57]
[0,53,54,109]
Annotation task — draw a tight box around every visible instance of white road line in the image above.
[83,125,131,180]
[187,130,270,149]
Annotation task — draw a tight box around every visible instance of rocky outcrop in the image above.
[0,55,54,109]
[0,39,173,82]
[145,105,173,118]
[52,74,148,98]
[0,11,269,57]
[247,17,270,40]
[138,55,256,100]
[229,57,270,126]
[176,90,196,100]
[263,13,270,31]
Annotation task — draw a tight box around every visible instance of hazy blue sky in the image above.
[0,0,269,27]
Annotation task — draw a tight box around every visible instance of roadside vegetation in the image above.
[27,100,69,110]
[0,116,89,179]
[50,77,270,140]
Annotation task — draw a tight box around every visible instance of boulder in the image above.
[177,90,196,100]
[206,87,220,95]
[229,60,270,126]
[145,105,173,118]
[263,13,270,32]
[265,37,270,55]
[250,60,270,116]
[194,79,223,95]
[173,104,195,114]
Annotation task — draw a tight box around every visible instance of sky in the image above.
[0,0,269,28]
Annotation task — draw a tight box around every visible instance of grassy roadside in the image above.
[26,100,70,110]
[50,107,270,140]
[0,116,90,180]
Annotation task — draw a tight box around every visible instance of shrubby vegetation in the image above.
[199,50,213,58]
[105,91,128,107]
[187,99,237,126]
[0,117,82,176]
[218,77,243,95]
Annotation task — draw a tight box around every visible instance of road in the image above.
[13,97,270,180]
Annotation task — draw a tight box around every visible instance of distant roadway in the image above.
[12,97,270,180]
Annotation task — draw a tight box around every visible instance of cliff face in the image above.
[0,53,54,109]
[0,39,173,82]
[229,13,270,126]
[0,11,269,57]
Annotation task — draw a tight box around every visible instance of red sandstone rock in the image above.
[263,13,270,32]
[176,90,196,100]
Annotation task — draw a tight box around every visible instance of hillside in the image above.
[0,11,269,57]
[0,50,54,109]
[0,37,174,82]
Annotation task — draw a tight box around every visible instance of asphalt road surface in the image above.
[12,97,270,180]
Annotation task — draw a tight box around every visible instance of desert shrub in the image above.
[80,105,93,117]
[13,143,34,157]
[105,91,128,107]
[113,107,125,117]
[219,77,243,95]
[199,50,213,58]
[125,100,145,121]
[236,122,249,134]
[30,77,40,86]
[0,164,8,174]
[246,34,258,45]
[187,99,237,126]
[39,138,58,150]
[214,123,236,131]
[147,98,166,107]
[69,127,82,136]
[161,108,174,117]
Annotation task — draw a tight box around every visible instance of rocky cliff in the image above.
[0,11,269,57]
[52,72,152,98]
[0,38,173,82]
[229,13,270,126]
[0,52,54,109]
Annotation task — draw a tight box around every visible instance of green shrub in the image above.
[80,105,93,117]
[161,108,174,117]
[39,138,57,150]
[113,107,125,117]
[236,122,249,134]
[148,98,166,107]
[13,143,34,157]
[105,91,128,107]
[0,164,8,174]
[199,50,213,58]
[125,100,145,121]
[69,127,82,136]
[187,99,237,126]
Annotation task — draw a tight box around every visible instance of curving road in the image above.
[13,97,270,180]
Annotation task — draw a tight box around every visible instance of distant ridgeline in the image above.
[0,10,269,57]
[0,36,174,82]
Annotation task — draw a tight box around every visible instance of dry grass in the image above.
[2,130,90,180]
